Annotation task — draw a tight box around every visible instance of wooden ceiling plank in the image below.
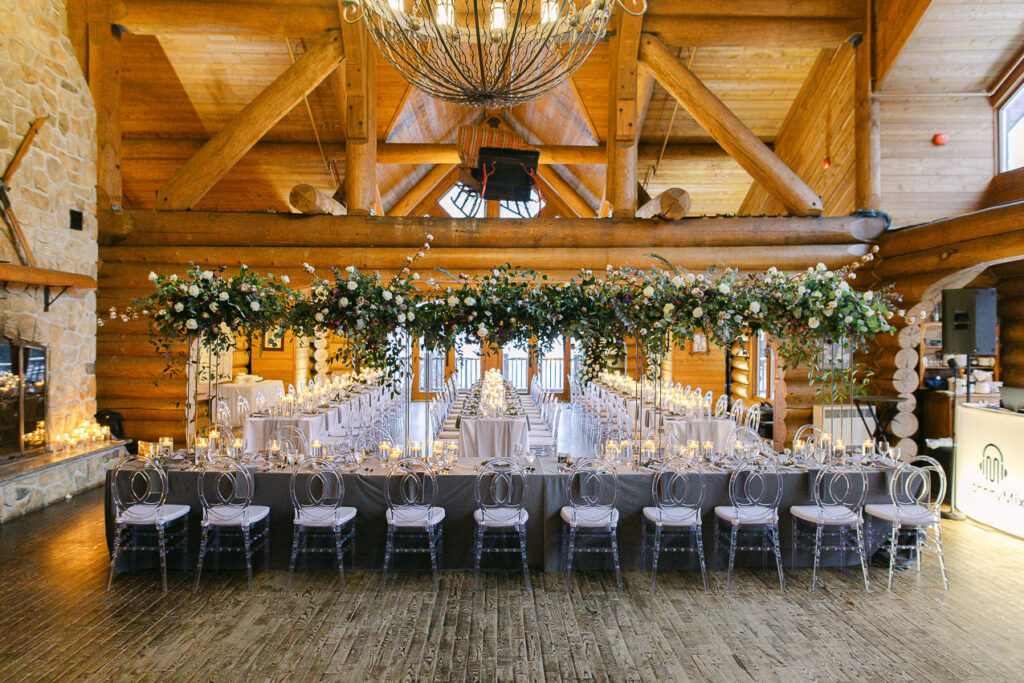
[645,0,864,19]
[410,166,459,217]
[88,7,123,213]
[339,15,376,214]
[537,166,597,218]
[113,0,339,36]
[567,76,602,143]
[154,30,344,210]
[537,173,581,218]
[383,84,414,142]
[640,33,823,216]
[606,6,644,217]
[387,164,457,217]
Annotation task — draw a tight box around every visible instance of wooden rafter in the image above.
[339,14,376,214]
[537,166,596,218]
[387,164,457,217]
[88,12,122,212]
[155,30,344,210]
[639,33,822,216]
[536,174,580,218]
[410,166,460,217]
[872,0,933,89]
[383,84,414,142]
[567,77,601,143]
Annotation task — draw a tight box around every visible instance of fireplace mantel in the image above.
[0,263,97,310]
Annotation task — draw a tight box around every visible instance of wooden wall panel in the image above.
[879,96,995,227]
[739,44,857,216]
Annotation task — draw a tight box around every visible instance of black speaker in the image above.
[942,288,998,355]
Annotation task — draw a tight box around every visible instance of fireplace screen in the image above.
[0,342,47,459]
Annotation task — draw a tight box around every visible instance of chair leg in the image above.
[855,521,869,592]
[107,523,125,591]
[934,524,949,591]
[194,525,209,593]
[695,524,708,592]
[610,527,622,593]
[811,523,823,592]
[180,516,190,572]
[564,526,576,593]
[771,523,785,592]
[887,523,899,591]
[791,518,798,571]
[650,525,662,592]
[381,525,395,593]
[915,528,923,573]
[264,518,271,570]
[288,525,301,593]
[472,524,483,595]
[157,523,169,593]
[242,524,254,592]
[427,525,440,593]
[334,525,346,592]
[517,524,531,592]
[726,523,738,590]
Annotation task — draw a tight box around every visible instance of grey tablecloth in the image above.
[106,462,896,574]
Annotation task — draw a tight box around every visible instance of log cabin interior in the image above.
[2,0,1024,678]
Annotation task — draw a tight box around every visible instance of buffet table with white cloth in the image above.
[217,379,283,426]
[106,457,897,573]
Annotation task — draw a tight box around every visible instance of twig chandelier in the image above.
[342,0,644,108]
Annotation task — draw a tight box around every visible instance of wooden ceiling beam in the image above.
[536,174,581,218]
[339,15,376,214]
[87,9,122,213]
[567,77,601,144]
[409,166,460,217]
[872,0,933,89]
[606,5,644,218]
[377,142,605,165]
[645,1,864,19]
[154,30,344,210]
[387,164,457,217]
[100,209,887,248]
[639,33,822,216]
[642,15,862,48]
[537,166,596,218]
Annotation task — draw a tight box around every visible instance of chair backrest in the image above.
[110,455,168,516]
[729,398,744,422]
[744,404,761,431]
[356,426,394,462]
[714,394,729,418]
[290,457,344,524]
[212,397,231,425]
[567,458,618,518]
[197,456,254,523]
[236,395,251,420]
[652,458,706,513]
[727,426,765,460]
[271,425,309,455]
[254,390,268,414]
[728,455,783,520]
[386,457,438,522]
[475,457,527,525]
[813,462,868,512]
[890,455,946,516]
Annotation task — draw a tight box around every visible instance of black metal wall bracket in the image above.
[43,284,70,312]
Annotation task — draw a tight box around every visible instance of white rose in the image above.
[685,273,696,285]
[148,271,158,282]
[768,266,778,275]
[202,270,213,280]
[185,319,198,330]
[169,274,178,282]
[340,297,349,307]
[464,296,476,306]
[315,312,324,322]
[670,275,683,287]
[397,313,407,323]
[643,286,655,297]
[407,311,415,321]
[808,317,820,329]
[174,302,184,313]
[839,280,850,291]
[718,283,730,294]
[281,275,290,284]
[797,286,806,295]
[356,318,365,329]
[218,291,229,301]
[448,296,458,307]
[382,290,393,301]
[844,315,853,323]
[347,281,358,291]
[395,295,403,305]
[662,303,675,316]
[209,303,218,312]
[864,291,874,301]
[250,301,260,311]
[158,309,166,317]
[817,263,827,271]
[749,301,761,313]
[692,307,703,318]
[346,266,355,273]
[412,272,420,280]
[188,285,200,297]
[477,324,488,337]
[812,291,823,298]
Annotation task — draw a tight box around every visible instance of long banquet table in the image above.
[106,458,898,575]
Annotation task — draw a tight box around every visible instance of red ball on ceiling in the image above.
[933,133,949,146]
[822,157,831,170]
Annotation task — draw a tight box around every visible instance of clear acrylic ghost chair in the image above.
[236,395,251,425]
[713,455,785,590]
[561,458,621,592]
[725,426,766,466]
[792,425,824,463]
[641,458,708,591]
[714,394,729,418]
[790,462,870,591]
[270,425,309,459]
[211,397,232,427]
[744,404,761,432]
[288,457,356,592]
[728,398,745,423]
[866,455,949,590]
[472,457,530,594]
[703,390,714,416]
[356,426,394,464]
[108,455,190,592]
[194,456,270,592]
[382,458,445,592]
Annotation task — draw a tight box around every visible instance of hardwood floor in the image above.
[1,487,1023,681]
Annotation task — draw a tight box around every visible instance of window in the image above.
[438,183,544,218]
[998,85,1024,172]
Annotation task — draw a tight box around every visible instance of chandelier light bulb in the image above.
[540,0,558,23]
[436,0,455,25]
[491,1,507,31]
[388,0,402,10]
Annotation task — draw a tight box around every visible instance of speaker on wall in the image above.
[941,288,998,356]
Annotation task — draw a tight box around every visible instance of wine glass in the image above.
[525,448,537,472]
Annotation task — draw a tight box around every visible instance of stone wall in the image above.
[0,0,98,439]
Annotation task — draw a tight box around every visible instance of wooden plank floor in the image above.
[1,487,1023,681]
